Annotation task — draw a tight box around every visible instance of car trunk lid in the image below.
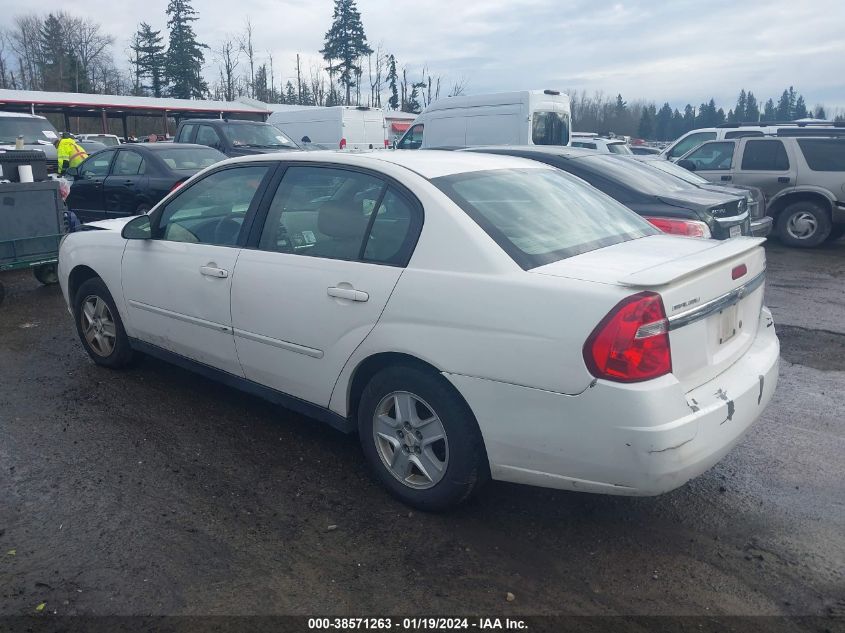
[532,234,767,390]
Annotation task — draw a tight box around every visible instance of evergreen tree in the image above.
[300,83,313,106]
[815,105,826,119]
[405,81,424,113]
[284,81,297,104]
[386,54,399,110]
[762,98,776,122]
[715,107,726,125]
[637,104,655,139]
[727,108,735,123]
[39,14,87,92]
[165,0,208,99]
[655,103,673,141]
[793,96,808,119]
[670,108,685,139]
[320,0,373,105]
[735,89,747,121]
[682,104,696,132]
[133,22,166,97]
[745,92,759,122]
[775,89,792,120]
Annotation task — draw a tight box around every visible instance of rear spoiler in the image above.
[619,237,766,287]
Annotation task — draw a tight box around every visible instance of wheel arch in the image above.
[767,189,833,219]
[346,350,492,477]
[68,264,103,304]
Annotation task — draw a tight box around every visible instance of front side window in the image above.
[684,141,735,170]
[797,139,845,172]
[532,111,570,146]
[112,151,145,176]
[80,150,116,178]
[741,140,789,171]
[259,167,386,261]
[178,124,196,142]
[156,166,270,246]
[397,124,424,150]
[725,130,764,139]
[195,125,222,148]
[434,168,657,270]
[667,132,717,158]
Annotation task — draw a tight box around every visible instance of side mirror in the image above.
[121,214,152,240]
[65,166,79,178]
[301,136,311,144]
[677,159,697,172]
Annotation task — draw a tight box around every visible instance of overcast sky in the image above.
[2,0,844,112]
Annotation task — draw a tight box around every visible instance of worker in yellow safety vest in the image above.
[56,133,88,174]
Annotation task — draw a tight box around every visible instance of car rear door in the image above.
[230,164,421,406]
[121,164,274,375]
[731,138,796,202]
[66,149,116,222]
[104,149,149,217]
[362,109,387,149]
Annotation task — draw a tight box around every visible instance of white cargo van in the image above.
[395,90,571,149]
[268,106,388,150]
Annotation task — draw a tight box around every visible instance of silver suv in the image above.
[677,134,845,247]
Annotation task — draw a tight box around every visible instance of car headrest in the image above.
[318,202,367,239]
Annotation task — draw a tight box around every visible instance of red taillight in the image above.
[644,216,711,238]
[339,137,347,150]
[169,180,186,193]
[732,264,747,280]
[384,139,390,148]
[584,292,672,383]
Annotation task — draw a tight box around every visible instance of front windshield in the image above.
[433,167,656,270]
[585,155,698,195]
[642,158,710,184]
[0,118,58,144]
[224,123,297,149]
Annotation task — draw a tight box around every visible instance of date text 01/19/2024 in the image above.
[307,617,529,630]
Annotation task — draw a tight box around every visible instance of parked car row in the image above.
[58,149,779,510]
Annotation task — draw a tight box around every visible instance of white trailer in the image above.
[268,106,388,150]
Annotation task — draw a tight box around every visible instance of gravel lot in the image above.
[1,238,843,620]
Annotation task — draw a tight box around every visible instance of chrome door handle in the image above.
[327,286,369,302]
[200,265,229,278]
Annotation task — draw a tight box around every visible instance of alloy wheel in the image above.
[372,391,449,489]
[80,295,117,357]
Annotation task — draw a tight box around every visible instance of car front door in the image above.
[104,150,149,217]
[67,150,116,222]
[731,138,796,201]
[230,164,422,406]
[121,164,273,375]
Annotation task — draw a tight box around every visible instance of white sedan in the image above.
[58,150,779,510]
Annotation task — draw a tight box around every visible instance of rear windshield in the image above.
[607,142,632,155]
[643,157,710,184]
[582,155,696,195]
[87,135,120,146]
[433,168,657,270]
[157,148,226,171]
[532,111,570,146]
[0,117,58,145]
[797,139,845,171]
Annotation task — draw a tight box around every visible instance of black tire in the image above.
[358,365,488,511]
[73,277,134,368]
[775,200,831,248]
[33,263,59,285]
[825,224,845,242]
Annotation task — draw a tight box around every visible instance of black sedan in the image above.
[463,146,750,240]
[66,143,226,223]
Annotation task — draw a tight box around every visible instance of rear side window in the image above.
[532,111,570,146]
[112,151,145,176]
[797,139,845,171]
[572,142,597,150]
[433,168,657,270]
[725,130,764,139]
[741,140,789,171]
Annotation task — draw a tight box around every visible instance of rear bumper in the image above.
[445,307,779,496]
[750,216,773,237]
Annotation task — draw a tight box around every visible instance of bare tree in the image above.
[214,36,239,102]
[239,18,256,98]
[0,31,10,89]
[448,76,468,97]
[9,14,44,90]
[296,54,303,105]
[64,13,114,92]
